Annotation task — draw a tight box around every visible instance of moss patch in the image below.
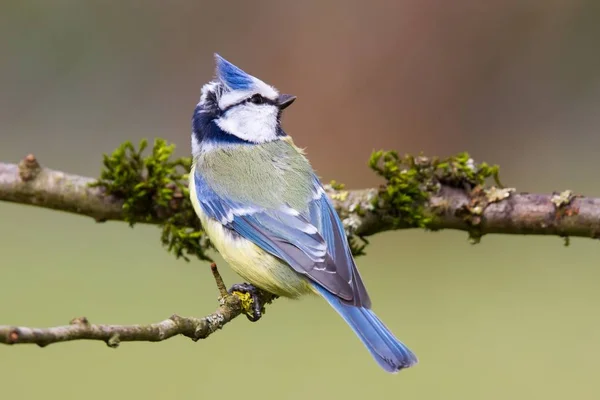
[91,139,503,261]
[369,150,502,243]
[90,139,212,261]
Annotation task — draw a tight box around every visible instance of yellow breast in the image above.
[189,165,313,299]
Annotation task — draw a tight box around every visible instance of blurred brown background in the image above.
[1,1,600,399]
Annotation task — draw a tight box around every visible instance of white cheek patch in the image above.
[216,103,280,143]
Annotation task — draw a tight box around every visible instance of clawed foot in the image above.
[228,283,264,322]
[210,263,277,322]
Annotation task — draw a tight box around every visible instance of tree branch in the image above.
[0,263,273,347]
[0,155,123,222]
[1,155,599,240]
[0,310,232,348]
[2,152,599,348]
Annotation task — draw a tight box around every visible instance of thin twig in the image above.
[210,262,229,298]
[0,263,244,347]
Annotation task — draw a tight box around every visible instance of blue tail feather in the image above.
[313,284,418,373]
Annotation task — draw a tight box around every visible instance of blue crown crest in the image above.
[215,54,254,90]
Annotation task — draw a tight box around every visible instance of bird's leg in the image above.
[228,283,265,322]
[210,263,277,322]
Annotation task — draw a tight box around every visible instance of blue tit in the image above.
[189,54,418,373]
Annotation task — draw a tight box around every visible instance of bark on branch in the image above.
[1,154,599,348]
[0,263,273,347]
[1,156,599,239]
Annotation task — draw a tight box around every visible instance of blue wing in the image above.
[305,177,371,307]
[195,170,371,307]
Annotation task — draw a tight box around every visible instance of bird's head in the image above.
[191,54,296,155]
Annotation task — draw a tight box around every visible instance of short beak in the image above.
[277,94,297,110]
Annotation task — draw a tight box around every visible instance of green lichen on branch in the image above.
[435,152,503,243]
[326,180,370,256]
[89,139,503,262]
[369,151,435,229]
[435,152,502,189]
[90,139,211,261]
[550,189,578,247]
[369,151,502,239]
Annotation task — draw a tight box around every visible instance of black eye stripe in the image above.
[248,95,276,106]
[220,94,277,113]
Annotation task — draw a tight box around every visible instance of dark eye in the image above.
[249,94,265,105]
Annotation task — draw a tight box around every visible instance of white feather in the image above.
[313,185,326,200]
[301,224,319,235]
[215,103,280,144]
[191,131,202,156]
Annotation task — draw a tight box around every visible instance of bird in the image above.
[188,54,418,373]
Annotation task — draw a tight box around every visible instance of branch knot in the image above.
[18,154,41,182]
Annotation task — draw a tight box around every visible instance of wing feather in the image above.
[195,170,357,302]
[193,139,371,307]
[307,179,371,308]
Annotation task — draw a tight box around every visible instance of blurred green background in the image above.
[2,1,600,399]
